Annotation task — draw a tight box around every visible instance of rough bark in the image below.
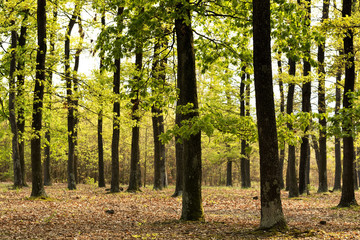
[31,0,47,198]
[317,0,330,194]
[176,1,204,221]
[338,0,358,207]
[253,0,287,229]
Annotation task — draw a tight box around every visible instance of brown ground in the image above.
[0,183,359,239]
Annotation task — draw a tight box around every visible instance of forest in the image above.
[1,0,360,238]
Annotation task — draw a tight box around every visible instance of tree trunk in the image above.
[17,14,28,187]
[98,10,106,188]
[298,0,312,195]
[317,0,330,193]
[43,7,56,187]
[65,6,79,190]
[175,1,204,221]
[338,0,358,207]
[9,29,23,188]
[253,0,287,229]
[287,58,299,198]
[31,0,47,198]
[333,69,342,191]
[278,59,285,189]
[128,45,143,192]
[172,113,183,197]
[152,39,168,190]
[110,7,124,193]
[244,74,251,187]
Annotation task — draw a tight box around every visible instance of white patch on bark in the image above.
[260,200,285,229]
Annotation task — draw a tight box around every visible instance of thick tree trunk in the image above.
[338,0,358,207]
[176,1,204,221]
[253,0,287,229]
[31,0,47,197]
[287,58,299,198]
[317,0,330,193]
[9,29,23,188]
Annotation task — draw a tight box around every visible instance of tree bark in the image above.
[176,1,204,221]
[110,7,124,193]
[31,0,47,198]
[338,0,358,207]
[253,0,287,229]
[333,69,342,191]
[128,44,143,192]
[287,58,299,198]
[317,0,330,193]
[278,59,285,189]
[9,28,23,188]
[65,6,79,190]
[17,14,28,187]
[298,0,312,195]
[172,113,183,197]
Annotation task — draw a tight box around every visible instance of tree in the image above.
[253,0,287,229]
[316,0,330,194]
[152,38,168,190]
[97,9,106,188]
[9,26,23,188]
[175,0,204,221]
[30,0,47,198]
[287,58,299,198]
[65,4,80,190]
[333,68,342,191]
[338,0,357,207]
[298,0,312,195]
[110,7,124,193]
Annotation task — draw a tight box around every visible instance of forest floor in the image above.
[0,183,359,239]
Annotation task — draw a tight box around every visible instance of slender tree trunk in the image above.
[17,14,28,187]
[43,6,56,187]
[278,59,285,189]
[299,0,312,195]
[338,0,358,207]
[176,1,204,221]
[128,44,143,192]
[172,113,183,197]
[31,0,47,197]
[253,0,287,229]
[152,39,168,190]
[316,0,330,193]
[333,69,342,191]
[72,16,84,184]
[65,6,79,190]
[110,7,124,193]
[287,58,299,198]
[98,10,106,188]
[9,29,23,188]
[244,74,251,187]
[240,67,246,188]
